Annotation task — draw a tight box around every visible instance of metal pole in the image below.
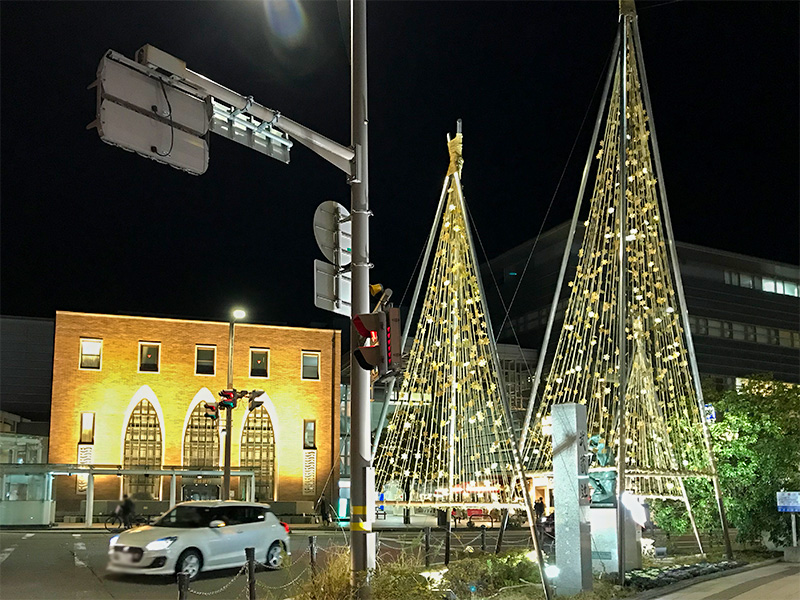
[480,525,487,552]
[518,29,622,453]
[424,526,431,567]
[309,535,318,577]
[349,0,375,588]
[495,509,509,554]
[222,319,235,501]
[616,15,629,585]
[85,473,94,527]
[679,478,705,555]
[792,513,797,547]
[246,547,256,600]
[629,19,734,560]
[444,517,451,565]
[177,571,189,600]
[453,170,553,600]
[170,473,177,508]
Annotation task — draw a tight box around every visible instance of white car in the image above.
[107,500,290,580]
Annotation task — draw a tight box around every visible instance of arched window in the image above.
[123,399,162,499]
[240,405,275,501]
[183,403,220,468]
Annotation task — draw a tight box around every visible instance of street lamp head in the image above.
[232,309,246,320]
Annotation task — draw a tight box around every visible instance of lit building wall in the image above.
[49,311,340,511]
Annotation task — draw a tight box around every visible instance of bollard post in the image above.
[481,525,487,552]
[495,509,509,555]
[309,535,318,577]
[245,547,256,600]
[445,515,452,565]
[424,527,431,567]
[177,571,188,600]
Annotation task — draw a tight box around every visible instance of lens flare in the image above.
[263,0,307,46]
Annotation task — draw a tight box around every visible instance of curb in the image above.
[627,558,783,599]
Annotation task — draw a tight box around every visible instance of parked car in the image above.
[107,500,290,580]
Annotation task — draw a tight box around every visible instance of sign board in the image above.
[89,51,210,175]
[777,491,800,512]
[314,259,351,317]
[313,201,352,267]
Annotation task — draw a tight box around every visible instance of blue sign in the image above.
[777,491,800,513]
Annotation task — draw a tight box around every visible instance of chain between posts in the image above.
[185,563,248,596]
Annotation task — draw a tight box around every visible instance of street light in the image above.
[222,308,245,500]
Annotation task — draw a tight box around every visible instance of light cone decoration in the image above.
[521,14,714,501]
[374,133,523,508]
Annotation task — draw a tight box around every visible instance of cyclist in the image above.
[120,494,135,529]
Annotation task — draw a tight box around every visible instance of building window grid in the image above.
[138,342,161,373]
[689,316,799,348]
[79,339,102,370]
[123,400,162,499]
[724,270,799,297]
[250,348,269,378]
[301,351,321,380]
[195,345,216,376]
[240,406,275,501]
[183,404,220,468]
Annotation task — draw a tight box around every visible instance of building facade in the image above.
[482,221,800,386]
[49,311,340,512]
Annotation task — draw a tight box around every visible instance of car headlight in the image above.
[109,535,119,547]
[145,537,178,551]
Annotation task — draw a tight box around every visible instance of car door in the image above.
[236,506,269,558]
[204,507,246,568]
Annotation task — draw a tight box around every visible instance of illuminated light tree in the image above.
[373,131,525,510]
[518,1,732,559]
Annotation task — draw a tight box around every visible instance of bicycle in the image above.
[104,513,149,533]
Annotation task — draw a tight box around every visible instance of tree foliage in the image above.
[650,376,800,546]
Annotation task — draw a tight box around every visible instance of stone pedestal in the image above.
[590,506,641,575]
[552,404,593,595]
[783,546,800,563]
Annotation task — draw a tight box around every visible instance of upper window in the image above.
[139,342,160,373]
[303,420,316,449]
[79,339,102,370]
[195,345,216,376]
[79,412,95,444]
[250,348,269,378]
[301,351,320,380]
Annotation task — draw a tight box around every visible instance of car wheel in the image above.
[265,542,284,569]
[176,549,203,581]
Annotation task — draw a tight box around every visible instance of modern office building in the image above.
[482,221,800,387]
[47,311,341,513]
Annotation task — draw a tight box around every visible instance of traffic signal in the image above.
[385,306,402,370]
[248,390,265,411]
[352,311,388,375]
[203,401,219,420]
[218,389,236,409]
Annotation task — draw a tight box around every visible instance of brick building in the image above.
[49,311,341,511]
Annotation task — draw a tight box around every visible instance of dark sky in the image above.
[2,1,797,331]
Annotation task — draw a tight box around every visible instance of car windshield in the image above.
[154,506,214,528]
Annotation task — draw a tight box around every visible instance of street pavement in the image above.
[645,561,800,600]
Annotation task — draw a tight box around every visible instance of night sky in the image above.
[2,1,797,331]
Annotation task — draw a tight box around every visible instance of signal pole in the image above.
[349,0,376,585]
[222,309,244,500]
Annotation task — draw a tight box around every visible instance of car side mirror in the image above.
[209,519,226,528]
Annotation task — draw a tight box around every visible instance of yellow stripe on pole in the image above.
[349,521,372,532]
[351,505,368,515]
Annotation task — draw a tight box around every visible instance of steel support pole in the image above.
[222,320,235,501]
[170,473,177,508]
[518,30,621,452]
[616,15,629,585]
[629,19,733,560]
[86,474,95,527]
[349,0,375,589]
